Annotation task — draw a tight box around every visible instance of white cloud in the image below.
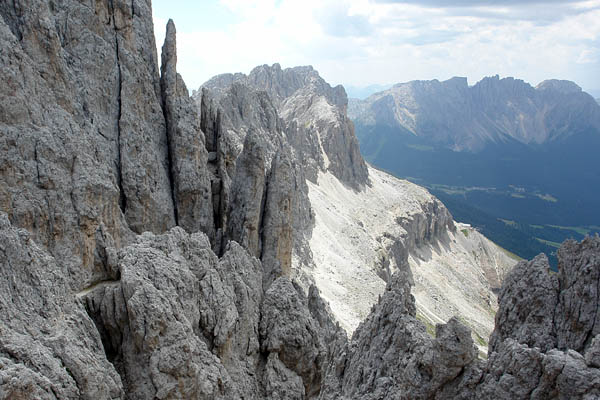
[152,0,600,93]
[577,49,599,63]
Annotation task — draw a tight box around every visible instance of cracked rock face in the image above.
[201,63,369,189]
[318,237,600,399]
[0,0,175,290]
[0,209,342,399]
[0,212,123,399]
[261,278,327,397]
[226,131,267,259]
[160,19,214,241]
[490,237,600,355]
[84,229,239,399]
[0,1,336,398]
[2,0,600,399]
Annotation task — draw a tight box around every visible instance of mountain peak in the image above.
[536,79,583,94]
[203,63,347,107]
[387,77,468,95]
[447,76,468,85]
[351,75,600,151]
[200,63,367,187]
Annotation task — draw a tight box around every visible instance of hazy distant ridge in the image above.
[349,75,600,152]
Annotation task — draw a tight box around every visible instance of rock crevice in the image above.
[1,1,599,399]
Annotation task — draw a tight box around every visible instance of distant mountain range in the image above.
[343,84,392,100]
[349,76,600,152]
[349,76,600,266]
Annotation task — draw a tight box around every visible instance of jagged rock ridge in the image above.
[318,237,600,399]
[349,75,600,151]
[0,1,338,397]
[199,63,369,188]
[1,1,599,399]
[199,63,516,347]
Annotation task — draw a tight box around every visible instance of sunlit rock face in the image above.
[1,1,599,399]
[349,76,600,152]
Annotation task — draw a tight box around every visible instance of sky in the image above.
[152,0,600,97]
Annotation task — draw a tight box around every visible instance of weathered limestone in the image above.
[1,1,600,399]
[160,19,214,240]
[318,236,600,399]
[0,213,123,399]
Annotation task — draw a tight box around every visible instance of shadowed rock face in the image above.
[0,213,124,399]
[160,19,214,241]
[318,236,600,400]
[0,0,173,290]
[349,75,600,152]
[1,1,600,399]
[201,63,369,189]
[490,237,600,354]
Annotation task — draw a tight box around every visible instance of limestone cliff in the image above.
[199,63,369,188]
[198,64,515,346]
[318,237,600,399]
[0,0,173,291]
[1,1,599,399]
[0,1,335,397]
[349,75,600,152]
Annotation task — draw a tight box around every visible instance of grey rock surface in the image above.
[349,75,600,151]
[585,335,600,368]
[84,229,236,399]
[262,353,306,400]
[473,339,600,399]
[0,212,123,399]
[261,278,327,398]
[0,2,339,398]
[490,237,600,355]
[83,227,339,399]
[112,0,176,235]
[160,19,214,241]
[2,0,600,399]
[194,71,317,273]
[197,86,234,252]
[261,152,295,285]
[201,63,369,188]
[554,238,600,352]
[0,0,176,290]
[469,238,600,399]
[488,254,559,353]
[226,131,267,259]
[196,68,318,283]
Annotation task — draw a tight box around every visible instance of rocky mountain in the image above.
[318,237,600,399]
[195,63,516,351]
[349,76,600,266]
[198,63,368,189]
[349,75,600,152]
[1,1,599,399]
[343,84,391,100]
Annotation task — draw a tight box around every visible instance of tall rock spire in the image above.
[160,18,215,241]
